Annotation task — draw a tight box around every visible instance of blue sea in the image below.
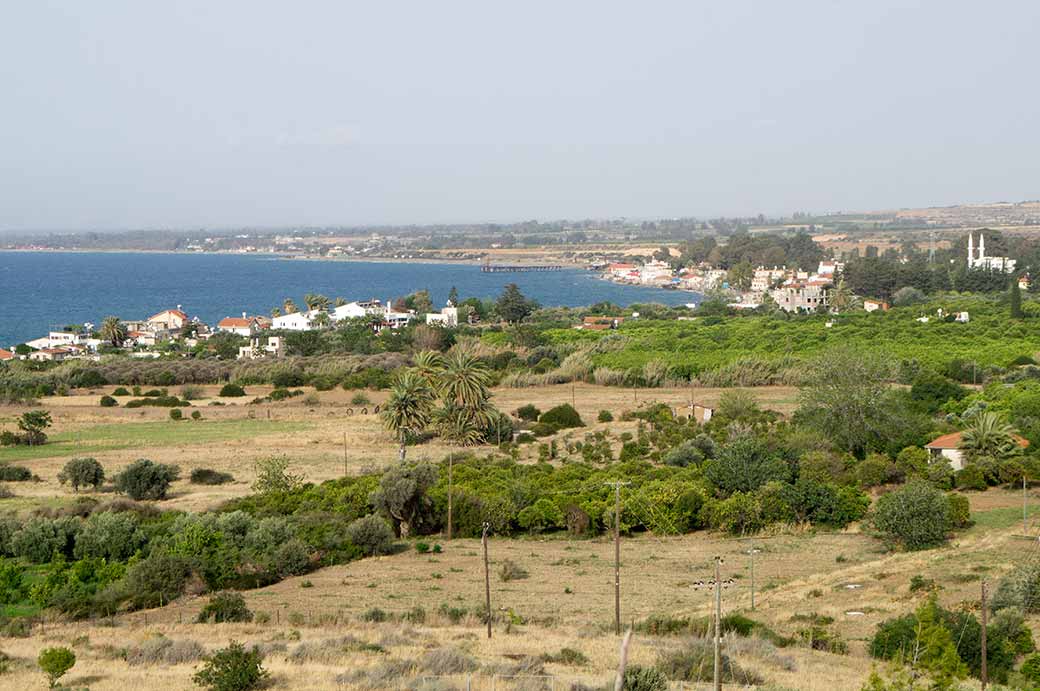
[0,251,697,346]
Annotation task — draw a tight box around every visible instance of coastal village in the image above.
[1,298,461,364]
[2,234,1024,364]
[601,231,1024,313]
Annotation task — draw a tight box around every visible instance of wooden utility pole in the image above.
[447,452,453,541]
[342,433,348,477]
[613,629,633,691]
[748,547,760,611]
[571,383,576,407]
[713,556,724,691]
[605,480,631,635]
[981,580,988,691]
[1024,475,1029,534]
[482,522,492,639]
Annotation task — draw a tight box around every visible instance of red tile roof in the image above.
[218,317,253,328]
[926,431,1030,449]
[0,349,13,360]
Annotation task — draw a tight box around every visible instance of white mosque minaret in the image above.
[967,232,1015,273]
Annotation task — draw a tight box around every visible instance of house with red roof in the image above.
[147,307,189,332]
[0,349,14,361]
[925,430,1030,471]
[217,314,270,337]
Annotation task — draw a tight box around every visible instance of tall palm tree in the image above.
[412,350,445,387]
[959,411,1021,461]
[282,298,298,314]
[100,316,127,347]
[439,351,491,410]
[311,312,331,329]
[304,293,330,311]
[381,370,436,461]
[271,307,281,318]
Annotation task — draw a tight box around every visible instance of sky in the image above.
[1,1,1039,231]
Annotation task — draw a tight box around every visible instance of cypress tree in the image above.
[1011,275,1023,318]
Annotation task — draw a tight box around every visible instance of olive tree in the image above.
[58,457,105,492]
[872,481,952,550]
[370,462,437,538]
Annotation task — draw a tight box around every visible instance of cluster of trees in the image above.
[676,231,823,272]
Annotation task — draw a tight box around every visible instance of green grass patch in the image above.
[0,419,309,461]
[967,505,1040,533]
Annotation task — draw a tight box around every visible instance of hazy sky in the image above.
[2,1,1038,231]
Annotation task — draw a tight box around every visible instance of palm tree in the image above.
[100,316,127,347]
[959,411,1021,461]
[381,370,436,461]
[412,350,445,386]
[311,312,331,329]
[439,351,491,410]
[282,298,298,314]
[271,307,281,318]
[828,278,859,313]
[303,293,330,311]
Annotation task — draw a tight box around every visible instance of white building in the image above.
[238,336,285,360]
[639,260,674,285]
[333,300,382,321]
[217,314,270,337]
[272,310,321,331]
[967,233,1016,273]
[426,304,459,327]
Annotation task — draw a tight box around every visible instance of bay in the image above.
[0,251,697,346]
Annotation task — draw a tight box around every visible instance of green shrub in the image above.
[349,392,370,405]
[193,641,268,691]
[272,371,305,388]
[124,396,189,408]
[113,459,180,500]
[946,493,971,528]
[191,468,234,485]
[516,404,541,422]
[311,376,337,392]
[541,647,589,666]
[191,410,202,420]
[517,498,564,533]
[169,408,183,421]
[38,646,75,688]
[956,464,988,491]
[73,511,145,561]
[361,607,388,622]
[597,409,614,423]
[57,457,105,491]
[657,640,760,684]
[0,464,33,482]
[992,563,1040,613]
[11,517,78,563]
[197,592,253,623]
[1021,653,1040,684]
[100,395,118,407]
[872,481,951,550]
[112,387,131,396]
[415,541,430,553]
[538,404,584,429]
[706,437,790,495]
[219,383,246,397]
[121,552,193,609]
[856,454,895,488]
[345,515,395,556]
[622,665,668,690]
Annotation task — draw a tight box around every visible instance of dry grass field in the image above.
[0,384,800,513]
[0,383,1027,689]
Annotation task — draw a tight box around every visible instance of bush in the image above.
[74,510,145,561]
[191,410,202,420]
[197,592,253,623]
[0,464,33,482]
[113,459,180,500]
[272,371,305,388]
[311,376,337,392]
[191,468,234,485]
[55,457,104,492]
[872,480,951,550]
[517,498,564,533]
[947,493,972,528]
[38,646,76,688]
[100,395,118,407]
[345,515,395,556]
[219,383,246,397]
[349,392,370,405]
[622,665,668,691]
[992,563,1040,613]
[121,552,193,609]
[956,464,988,491]
[169,408,183,421]
[11,517,78,563]
[657,639,759,684]
[251,456,304,494]
[193,641,268,691]
[856,454,895,488]
[516,404,541,422]
[112,387,131,396]
[538,403,584,429]
[597,409,614,423]
[498,559,529,582]
[126,636,205,666]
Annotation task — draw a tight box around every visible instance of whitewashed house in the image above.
[272,310,320,331]
[426,304,459,327]
[333,300,382,321]
[238,336,285,360]
[147,308,189,332]
[217,314,270,337]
